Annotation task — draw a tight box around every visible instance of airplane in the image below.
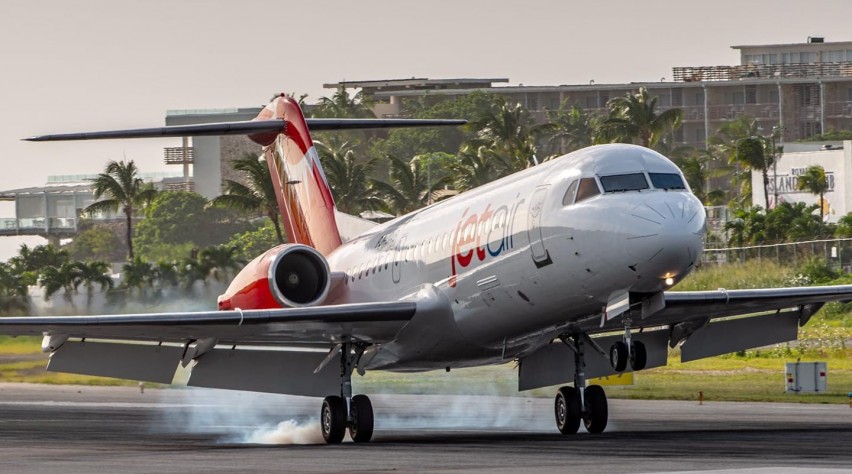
[3,93,852,444]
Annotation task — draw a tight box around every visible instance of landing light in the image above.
[664,277,675,286]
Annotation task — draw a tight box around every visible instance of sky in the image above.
[1,0,851,259]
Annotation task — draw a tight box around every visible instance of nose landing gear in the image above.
[610,317,647,372]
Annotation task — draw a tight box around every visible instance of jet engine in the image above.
[217,244,331,310]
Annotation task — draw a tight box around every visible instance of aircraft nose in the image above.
[625,193,705,284]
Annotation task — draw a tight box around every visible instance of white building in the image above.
[751,141,851,222]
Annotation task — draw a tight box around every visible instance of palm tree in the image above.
[199,245,246,283]
[75,261,113,309]
[85,160,157,260]
[314,138,383,214]
[708,116,777,208]
[371,155,451,215]
[39,261,83,308]
[471,97,539,171]
[311,87,375,119]
[210,154,285,244]
[596,87,682,148]
[538,103,600,157]
[724,206,767,246]
[797,165,830,222]
[9,244,70,286]
[452,145,503,191]
[672,149,728,205]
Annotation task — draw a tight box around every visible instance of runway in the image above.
[0,383,849,473]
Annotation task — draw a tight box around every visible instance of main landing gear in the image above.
[320,342,374,444]
[554,334,608,434]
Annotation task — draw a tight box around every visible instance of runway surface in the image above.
[0,383,849,473]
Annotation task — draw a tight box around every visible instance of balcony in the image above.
[825,101,852,118]
[0,217,78,236]
[680,106,705,121]
[707,103,779,121]
[164,146,194,165]
[673,62,852,82]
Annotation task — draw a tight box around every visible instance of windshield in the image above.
[599,173,649,192]
[649,173,686,190]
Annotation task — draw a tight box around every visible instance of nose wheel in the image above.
[610,316,647,372]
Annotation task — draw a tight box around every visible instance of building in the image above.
[328,38,852,148]
[164,107,263,199]
[0,172,185,245]
[750,141,850,222]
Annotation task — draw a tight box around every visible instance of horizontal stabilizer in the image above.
[24,118,466,141]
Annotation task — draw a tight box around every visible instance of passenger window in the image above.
[575,178,601,203]
[563,180,579,205]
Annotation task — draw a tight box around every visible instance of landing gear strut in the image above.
[320,342,374,444]
[610,317,647,373]
[554,334,608,434]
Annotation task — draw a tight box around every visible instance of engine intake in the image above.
[217,244,331,310]
[269,245,330,307]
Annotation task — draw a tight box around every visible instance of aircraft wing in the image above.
[0,302,416,396]
[0,301,416,344]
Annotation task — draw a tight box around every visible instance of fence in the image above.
[702,238,852,271]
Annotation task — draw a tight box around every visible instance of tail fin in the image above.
[251,95,342,255]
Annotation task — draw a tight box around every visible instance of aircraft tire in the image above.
[610,341,629,372]
[348,394,374,443]
[583,385,608,434]
[554,386,581,434]
[630,340,647,371]
[321,395,346,444]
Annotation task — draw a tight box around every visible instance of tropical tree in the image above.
[39,261,83,308]
[452,145,503,192]
[371,155,451,215]
[538,103,600,157]
[596,87,682,148]
[0,262,30,314]
[199,245,246,283]
[85,160,157,260]
[470,97,539,171]
[797,165,830,222]
[314,138,383,214]
[310,87,375,119]
[724,206,767,246]
[74,261,114,309]
[210,154,285,244]
[9,244,70,286]
[708,116,775,208]
[672,149,727,205]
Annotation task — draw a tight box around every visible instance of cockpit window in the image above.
[562,180,578,206]
[649,173,686,190]
[575,178,601,203]
[599,173,649,192]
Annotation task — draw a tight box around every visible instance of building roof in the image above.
[0,183,94,200]
[323,78,509,91]
[731,40,852,50]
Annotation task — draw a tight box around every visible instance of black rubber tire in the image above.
[348,394,374,443]
[583,385,608,434]
[554,386,581,434]
[610,341,628,372]
[321,396,346,444]
[630,340,647,371]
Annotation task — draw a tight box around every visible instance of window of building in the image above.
[694,91,704,106]
[745,85,757,104]
[847,88,852,101]
[658,94,670,107]
[732,91,745,105]
[527,97,538,110]
[549,97,561,110]
[585,96,597,109]
[671,90,683,107]
[769,89,779,104]
[695,128,706,143]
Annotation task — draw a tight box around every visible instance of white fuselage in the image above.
[326,144,706,371]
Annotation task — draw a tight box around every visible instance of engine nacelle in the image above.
[217,244,331,310]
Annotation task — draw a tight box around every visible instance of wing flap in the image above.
[680,311,799,362]
[47,340,183,384]
[187,348,341,397]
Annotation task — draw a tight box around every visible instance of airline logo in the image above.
[449,198,524,287]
